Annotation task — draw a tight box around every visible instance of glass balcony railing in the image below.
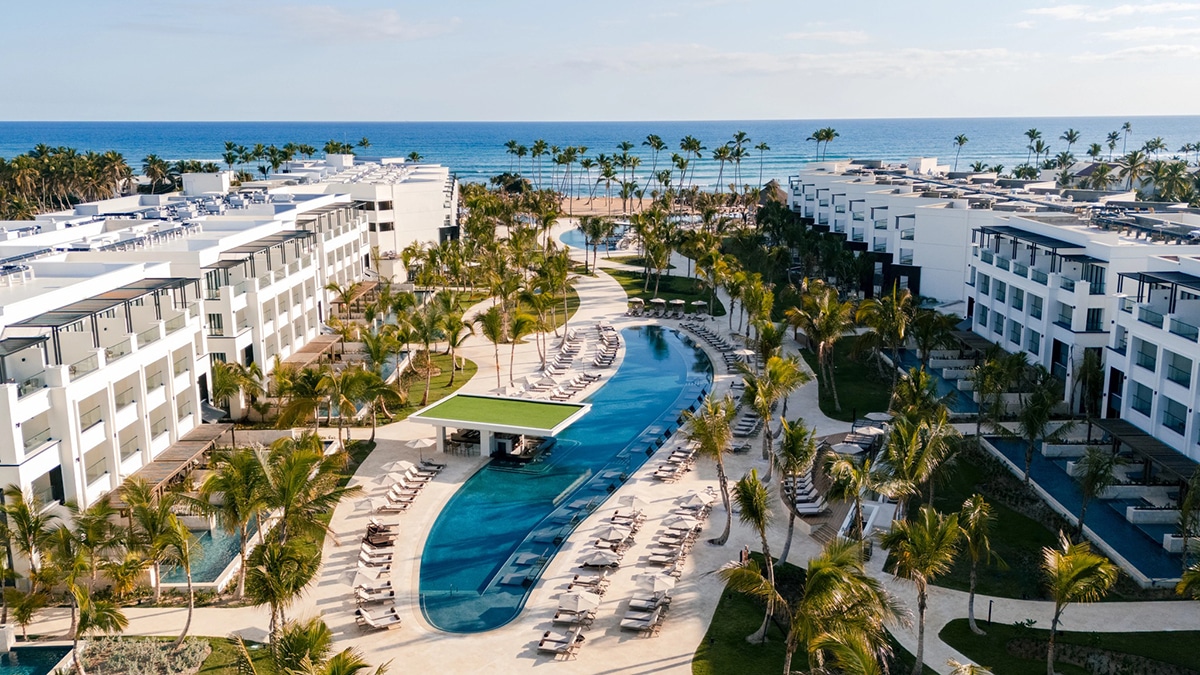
[115,387,136,409]
[22,428,51,451]
[852,212,865,221]
[1031,269,1048,285]
[79,405,103,430]
[1120,297,1134,313]
[165,314,187,334]
[146,371,165,390]
[819,200,829,207]
[258,274,272,290]
[834,205,846,213]
[1135,351,1157,371]
[137,326,160,348]
[980,250,994,264]
[173,356,189,377]
[1164,413,1187,436]
[178,402,193,421]
[900,229,915,241]
[69,354,99,379]
[120,437,139,461]
[151,417,169,438]
[996,257,1010,271]
[1138,306,1165,328]
[1169,318,1200,342]
[1089,281,1106,295]
[1167,364,1191,387]
[234,280,249,296]
[873,219,887,230]
[18,373,46,398]
[1012,261,1028,277]
[1060,277,1076,292]
[105,339,132,362]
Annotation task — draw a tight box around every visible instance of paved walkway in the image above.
[32,219,1199,674]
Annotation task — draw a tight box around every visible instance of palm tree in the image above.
[1008,366,1071,483]
[732,470,776,643]
[1119,150,1147,190]
[825,454,891,548]
[355,369,402,442]
[971,347,1025,445]
[245,538,321,654]
[790,281,855,412]
[166,516,198,648]
[197,448,268,599]
[880,505,960,675]
[123,478,177,604]
[1178,470,1200,574]
[774,418,818,565]
[65,500,121,592]
[318,367,363,447]
[260,434,362,545]
[3,486,58,590]
[755,142,771,186]
[952,135,969,171]
[882,412,957,515]
[1041,532,1118,675]
[959,494,1004,635]
[910,308,958,369]
[275,365,327,431]
[1179,562,1200,598]
[71,589,128,675]
[684,394,737,545]
[891,367,951,423]
[474,305,506,389]
[947,660,994,675]
[211,360,261,446]
[856,282,914,393]
[507,313,537,387]
[1023,128,1042,163]
[1060,128,1081,155]
[739,356,810,475]
[1071,446,1123,538]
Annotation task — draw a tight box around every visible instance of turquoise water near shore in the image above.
[4,117,1199,188]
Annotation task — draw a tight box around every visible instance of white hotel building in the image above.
[789,159,1200,462]
[0,179,373,510]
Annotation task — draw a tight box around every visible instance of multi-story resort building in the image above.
[254,155,460,282]
[0,177,374,512]
[789,159,1200,462]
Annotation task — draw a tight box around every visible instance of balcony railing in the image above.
[173,356,189,376]
[996,257,1010,271]
[1138,306,1165,328]
[1164,412,1187,436]
[151,417,169,438]
[136,325,160,348]
[79,404,103,430]
[1167,363,1191,387]
[1060,277,1076,292]
[1135,351,1157,371]
[819,200,829,207]
[1120,297,1134,313]
[85,456,108,484]
[873,219,887,230]
[899,253,914,265]
[146,371,165,390]
[120,437,139,461]
[1169,318,1200,342]
[105,339,132,362]
[18,373,46,398]
[178,402,193,421]
[835,205,846,213]
[115,386,136,409]
[1051,362,1068,381]
[900,229,914,241]
[852,212,864,221]
[1012,261,1028,278]
[1054,314,1073,330]
[1031,269,1048,285]
[1089,281,1106,295]
[234,280,249,296]
[69,354,99,379]
[980,249,994,264]
[165,314,187,334]
[22,428,51,451]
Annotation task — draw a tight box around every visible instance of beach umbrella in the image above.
[558,591,601,613]
[831,442,866,455]
[668,299,685,307]
[864,411,893,422]
[663,515,701,529]
[633,573,676,593]
[382,460,416,473]
[372,471,407,486]
[407,438,436,450]
[690,300,707,308]
[342,567,386,587]
[617,495,650,511]
[524,373,545,387]
[678,493,714,509]
[579,550,621,567]
[649,298,667,305]
[594,525,632,542]
[856,426,886,436]
[628,298,645,306]
[355,497,390,513]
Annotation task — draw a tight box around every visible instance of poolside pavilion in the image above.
[409,394,590,457]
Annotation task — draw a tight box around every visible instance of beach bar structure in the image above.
[409,394,590,457]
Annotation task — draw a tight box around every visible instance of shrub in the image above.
[81,636,211,675]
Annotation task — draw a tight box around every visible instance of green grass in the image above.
[198,637,276,674]
[414,393,584,428]
[608,269,726,317]
[607,254,675,270]
[939,618,1200,675]
[798,337,892,423]
[693,557,924,675]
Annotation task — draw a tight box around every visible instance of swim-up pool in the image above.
[418,326,712,632]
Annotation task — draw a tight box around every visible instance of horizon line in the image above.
[3,114,1200,124]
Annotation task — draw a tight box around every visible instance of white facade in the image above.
[0,186,371,509]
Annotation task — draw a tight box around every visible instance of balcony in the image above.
[1167,363,1191,387]
[1089,281,1106,295]
[115,386,136,409]
[18,373,46,398]
[995,257,1010,271]
[873,219,887,230]
[1138,306,1165,329]
[105,339,132,362]
[165,314,188,335]
[173,356,190,377]
[146,371,165,391]
[137,325,161,348]
[1031,269,1048,285]
[1120,297,1134,313]
[1060,277,1076,292]
[1135,351,1157,372]
[1054,314,1073,330]
[1169,318,1200,342]
[1164,412,1187,436]
[79,404,104,430]
[1012,261,1028,278]
[835,205,846,213]
[900,229,914,241]
[980,249,994,264]
[819,200,829,207]
[852,213,865,221]
[120,437,140,462]
[69,354,100,380]
[22,427,52,452]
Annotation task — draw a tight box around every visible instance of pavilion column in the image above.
[437,426,446,454]
[480,430,493,458]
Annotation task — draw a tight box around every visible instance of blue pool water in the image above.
[897,352,978,414]
[985,437,1182,581]
[559,225,627,252]
[0,647,71,675]
[419,326,712,632]
[163,524,257,585]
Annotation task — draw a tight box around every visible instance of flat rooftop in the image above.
[410,394,589,436]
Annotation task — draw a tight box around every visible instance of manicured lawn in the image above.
[395,353,477,415]
[414,394,584,429]
[798,337,892,423]
[693,558,923,675]
[608,254,675,270]
[939,618,1200,675]
[608,269,726,317]
[198,637,275,674]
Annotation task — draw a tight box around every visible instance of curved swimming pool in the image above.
[418,326,712,633]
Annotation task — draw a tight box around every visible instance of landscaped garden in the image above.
[798,336,891,423]
[608,268,726,316]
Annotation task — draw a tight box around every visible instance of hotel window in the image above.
[378,222,395,232]
[1008,319,1022,345]
[377,201,393,210]
[994,281,1007,303]
[1085,308,1104,332]
[210,352,227,364]
[1029,294,1043,320]
[991,311,1004,335]
[1026,329,1041,356]
[1130,381,1153,416]
[978,275,990,296]
[1134,339,1157,372]
[1166,351,1193,388]
[368,223,378,232]
[207,313,224,337]
[1011,288,1024,312]
[1162,397,1187,435]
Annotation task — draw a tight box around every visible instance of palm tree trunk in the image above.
[494,345,501,389]
[237,529,248,600]
[913,586,927,675]
[174,566,194,649]
[968,563,984,634]
[751,538,776,644]
[422,352,433,405]
[782,632,798,675]
[369,403,378,443]
[1047,609,1063,675]
[778,503,796,567]
[153,562,162,603]
[712,458,732,546]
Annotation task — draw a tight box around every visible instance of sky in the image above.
[3,0,1200,121]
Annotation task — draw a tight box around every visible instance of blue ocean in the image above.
[2,118,1198,187]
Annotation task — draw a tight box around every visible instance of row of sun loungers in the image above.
[782,470,828,515]
[594,325,620,368]
[653,445,698,482]
[373,462,441,514]
[353,520,403,630]
[681,322,737,353]
[733,410,764,438]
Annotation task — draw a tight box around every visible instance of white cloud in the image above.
[1013,20,1036,29]
[785,30,871,45]
[1072,43,1200,61]
[1026,2,1200,22]
[1100,25,1200,39]
[275,5,459,41]
[563,43,1027,79]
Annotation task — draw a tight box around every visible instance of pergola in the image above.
[1117,270,1200,313]
[409,394,590,457]
[282,334,342,369]
[110,423,232,507]
[1092,417,1199,485]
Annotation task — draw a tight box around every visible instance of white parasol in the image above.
[831,442,866,455]
[856,426,886,436]
[649,297,667,305]
[678,493,714,509]
[617,495,650,511]
[382,460,416,473]
[633,573,677,593]
[864,412,894,422]
[594,525,633,542]
[579,550,621,567]
[407,438,436,450]
[355,497,390,513]
[558,591,601,613]
[663,514,701,529]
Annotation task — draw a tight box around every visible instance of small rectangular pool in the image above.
[0,646,72,675]
[162,524,258,585]
[897,352,978,414]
